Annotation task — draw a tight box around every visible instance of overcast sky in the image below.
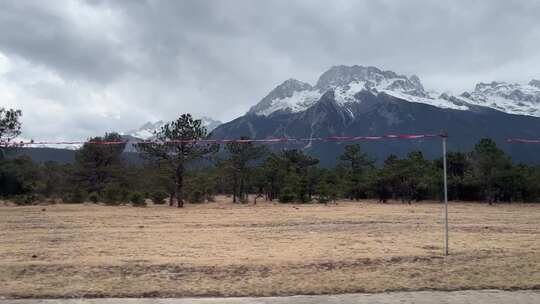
[1,0,539,140]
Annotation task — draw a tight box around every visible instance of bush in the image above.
[316,180,336,204]
[62,190,86,204]
[102,184,121,205]
[130,192,146,207]
[316,194,330,204]
[278,188,296,203]
[119,188,130,202]
[88,192,100,204]
[13,194,37,206]
[187,189,204,203]
[150,190,168,205]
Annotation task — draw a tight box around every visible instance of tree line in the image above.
[2,110,540,206]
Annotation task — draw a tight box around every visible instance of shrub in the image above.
[316,180,334,204]
[187,189,204,203]
[316,194,330,204]
[62,190,86,204]
[151,190,168,205]
[130,192,146,207]
[73,190,86,204]
[13,194,37,206]
[119,188,130,202]
[278,188,295,203]
[102,184,121,205]
[88,192,100,204]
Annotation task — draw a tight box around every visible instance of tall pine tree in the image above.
[136,114,218,207]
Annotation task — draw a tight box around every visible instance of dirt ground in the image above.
[1,197,539,298]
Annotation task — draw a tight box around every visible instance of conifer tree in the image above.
[136,114,218,207]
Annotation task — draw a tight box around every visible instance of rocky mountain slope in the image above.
[212,65,540,165]
[247,65,540,118]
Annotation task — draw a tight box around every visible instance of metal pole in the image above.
[442,135,449,256]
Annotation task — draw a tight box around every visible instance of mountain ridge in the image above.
[211,65,540,165]
[246,65,540,118]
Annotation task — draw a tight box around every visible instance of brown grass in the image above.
[1,196,539,298]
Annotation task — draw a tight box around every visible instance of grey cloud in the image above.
[1,0,539,140]
[0,1,131,83]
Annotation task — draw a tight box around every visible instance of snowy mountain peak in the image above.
[529,79,540,88]
[200,116,223,133]
[474,81,514,93]
[409,75,424,91]
[264,78,313,100]
[460,80,540,116]
[139,121,164,130]
[315,65,423,93]
[472,81,540,103]
[280,78,313,92]
[124,117,222,140]
[124,121,165,139]
[248,78,314,115]
[248,65,467,116]
[247,65,540,118]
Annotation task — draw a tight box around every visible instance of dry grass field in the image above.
[1,197,540,298]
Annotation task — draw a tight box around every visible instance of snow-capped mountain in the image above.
[123,116,222,140]
[213,65,540,165]
[7,137,83,150]
[11,116,223,152]
[247,65,540,118]
[248,65,469,116]
[200,116,223,133]
[459,80,540,117]
[124,121,165,140]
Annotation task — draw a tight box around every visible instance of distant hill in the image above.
[6,148,144,165]
[5,147,76,164]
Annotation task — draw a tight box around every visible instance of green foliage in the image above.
[1,110,540,207]
[316,170,339,204]
[278,186,296,203]
[88,192,100,204]
[338,144,375,200]
[13,194,38,206]
[150,190,168,205]
[261,153,286,201]
[120,188,131,202]
[223,136,266,203]
[185,169,219,203]
[40,161,72,199]
[73,132,126,194]
[62,189,87,204]
[435,152,472,200]
[0,108,22,160]
[187,188,205,203]
[102,184,122,205]
[273,150,319,203]
[1,153,72,201]
[135,114,218,207]
[469,138,513,203]
[519,165,540,201]
[129,192,146,207]
[0,156,40,196]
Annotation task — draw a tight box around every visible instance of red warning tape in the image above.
[0,133,446,147]
[507,138,540,144]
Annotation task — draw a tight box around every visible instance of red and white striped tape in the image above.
[0,133,446,147]
[507,138,540,144]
